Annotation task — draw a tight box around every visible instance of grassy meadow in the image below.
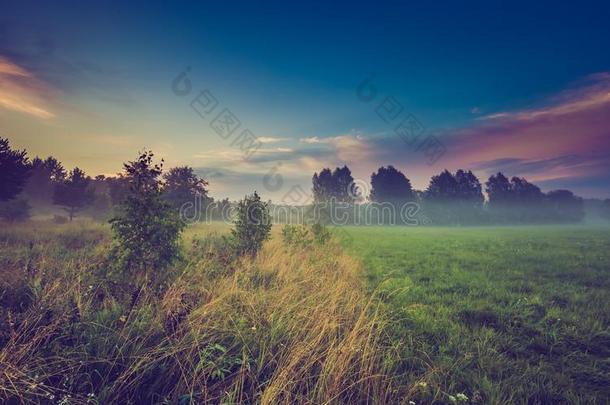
[1,221,609,404]
[338,225,610,404]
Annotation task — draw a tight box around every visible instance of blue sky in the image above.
[2,0,610,199]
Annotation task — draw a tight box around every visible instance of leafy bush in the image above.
[109,151,186,282]
[0,197,31,222]
[310,222,331,244]
[282,223,331,249]
[230,191,271,256]
[281,224,312,248]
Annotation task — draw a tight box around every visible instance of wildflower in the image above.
[119,315,127,323]
[251,325,257,331]
[456,393,469,401]
[417,381,427,388]
[448,395,457,403]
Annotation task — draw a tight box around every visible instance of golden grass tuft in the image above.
[0,222,398,404]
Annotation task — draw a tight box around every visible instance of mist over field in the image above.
[2,1,610,404]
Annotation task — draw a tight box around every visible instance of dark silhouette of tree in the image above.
[23,156,66,204]
[312,165,355,203]
[53,167,95,221]
[508,177,545,221]
[425,170,458,201]
[454,169,484,223]
[424,169,484,224]
[510,177,544,201]
[0,138,30,201]
[485,172,512,206]
[0,197,31,222]
[109,151,185,279]
[334,165,354,202]
[107,175,130,207]
[546,190,584,222]
[455,170,484,205]
[423,170,459,224]
[370,165,414,203]
[230,191,272,256]
[163,166,211,211]
[312,168,334,203]
[484,172,514,222]
[312,165,356,224]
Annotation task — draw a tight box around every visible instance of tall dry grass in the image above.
[0,222,399,404]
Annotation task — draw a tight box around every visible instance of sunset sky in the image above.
[2,1,610,200]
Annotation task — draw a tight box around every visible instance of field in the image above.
[1,222,609,404]
[339,226,610,403]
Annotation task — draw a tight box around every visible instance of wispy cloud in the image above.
[439,72,610,197]
[257,136,287,143]
[0,56,57,118]
[479,73,610,122]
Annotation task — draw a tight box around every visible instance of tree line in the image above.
[0,138,229,222]
[312,165,599,225]
[2,137,609,225]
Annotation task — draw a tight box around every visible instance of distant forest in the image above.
[1,138,610,225]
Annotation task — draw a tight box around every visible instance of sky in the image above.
[1,0,610,201]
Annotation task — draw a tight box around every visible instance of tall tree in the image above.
[163,166,211,211]
[107,175,130,207]
[53,167,95,221]
[109,151,185,279]
[425,170,458,201]
[312,165,355,203]
[546,190,584,223]
[23,156,66,203]
[455,170,484,205]
[424,169,484,224]
[0,138,30,201]
[333,165,354,202]
[370,165,414,203]
[312,168,334,203]
[485,172,512,206]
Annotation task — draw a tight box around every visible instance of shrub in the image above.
[230,191,272,256]
[0,197,31,222]
[282,224,313,248]
[310,222,331,244]
[282,223,331,249]
[109,151,186,282]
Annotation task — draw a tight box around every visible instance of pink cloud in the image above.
[0,56,58,119]
[440,72,610,187]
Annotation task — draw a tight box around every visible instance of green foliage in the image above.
[162,166,211,213]
[22,156,65,204]
[0,137,30,201]
[281,224,313,248]
[53,167,95,221]
[312,165,355,203]
[282,223,331,248]
[370,165,414,203]
[230,191,271,256]
[109,151,186,279]
[0,197,31,222]
[310,222,331,244]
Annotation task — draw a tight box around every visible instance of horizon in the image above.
[2,1,610,200]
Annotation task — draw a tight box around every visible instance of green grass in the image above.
[338,225,610,404]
